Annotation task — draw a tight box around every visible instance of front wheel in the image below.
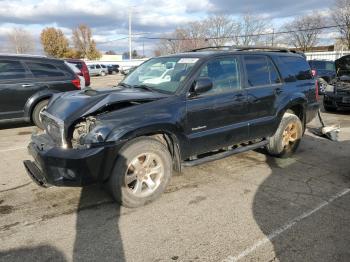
[266,113,302,158]
[32,99,49,130]
[108,137,173,208]
[100,71,106,76]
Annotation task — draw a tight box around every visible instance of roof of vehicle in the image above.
[0,53,63,62]
[308,59,334,62]
[64,58,86,63]
[160,46,306,59]
[161,50,304,59]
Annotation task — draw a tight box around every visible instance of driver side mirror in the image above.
[193,77,213,95]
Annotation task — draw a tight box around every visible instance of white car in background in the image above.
[87,63,108,76]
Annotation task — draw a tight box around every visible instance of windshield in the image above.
[121,57,199,93]
[311,61,335,71]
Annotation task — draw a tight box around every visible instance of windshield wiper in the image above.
[118,82,132,88]
[132,84,156,92]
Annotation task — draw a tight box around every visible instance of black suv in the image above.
[24,47,319,207]
[0,55,81,129]
[308,60,336,94]
[107,64,120,75]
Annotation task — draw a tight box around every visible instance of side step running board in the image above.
[182,140,269,167]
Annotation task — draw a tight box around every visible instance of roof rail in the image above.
[188,45,297,53]
[189,46,232,52]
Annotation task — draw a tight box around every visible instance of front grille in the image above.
[41,112,66,147]
[337,90,350,96]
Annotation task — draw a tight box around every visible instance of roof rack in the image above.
[189,45,296,53]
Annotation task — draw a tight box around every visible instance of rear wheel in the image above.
[108,137,172,208]
[266,113,302,158]
[32,99,49,130]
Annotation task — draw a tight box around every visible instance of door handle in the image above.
[274,87,283,95]
[22,84,34,88]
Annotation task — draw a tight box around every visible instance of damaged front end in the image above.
[23,87,168,187]
[324,76,350,109]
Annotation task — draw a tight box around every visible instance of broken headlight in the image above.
[81,126,112,147]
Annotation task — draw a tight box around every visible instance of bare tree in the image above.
[283,14,323,51]
[156,29,191,55]
[332,0,350,49]
[72,24,101,60]
[7,28,35,54]
[154,14,269,55]
[232,14,269,45]
[203,15,237,46]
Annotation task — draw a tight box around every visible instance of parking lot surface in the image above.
[0,75,349,262]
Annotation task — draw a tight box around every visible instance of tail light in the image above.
[72,76,81,89]
[315,79,319,101]
[311,69,317,77]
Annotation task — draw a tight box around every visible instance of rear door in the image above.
[0,59,34,120]
[24,60,76,93]
[185,55,249,156]
[243,55,283,139]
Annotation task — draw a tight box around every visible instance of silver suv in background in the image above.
[87,63,108,76]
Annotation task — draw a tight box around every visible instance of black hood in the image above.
[46,87,169,125]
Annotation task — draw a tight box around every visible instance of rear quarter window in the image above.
[276,56,312,82]
[26,61,67,78]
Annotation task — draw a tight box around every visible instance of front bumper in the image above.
[23,134,121,187]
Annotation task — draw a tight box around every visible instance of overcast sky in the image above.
[0,0,334,55]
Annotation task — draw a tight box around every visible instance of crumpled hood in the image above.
[46,87,169,125]
[335,55,350,77]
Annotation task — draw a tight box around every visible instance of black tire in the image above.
[266,113,303,158]
[108,137,173,208]
[32,99,49,130]
[323,104,337,112]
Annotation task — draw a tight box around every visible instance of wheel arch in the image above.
[110,126,184,173]
[277,96,307,132]
[24,90,59,121]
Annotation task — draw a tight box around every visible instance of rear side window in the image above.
[0,60,27,80]
[277,56,312,81]
[96,64,101,69]
[244,56,270,87]
[26,62,65,78]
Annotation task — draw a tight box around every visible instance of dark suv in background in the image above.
[308,60,336,94]
[0,54,81,129]
[308,60,336,83]
[24,46,319,207]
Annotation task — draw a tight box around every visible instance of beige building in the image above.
[99,54,123,62]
